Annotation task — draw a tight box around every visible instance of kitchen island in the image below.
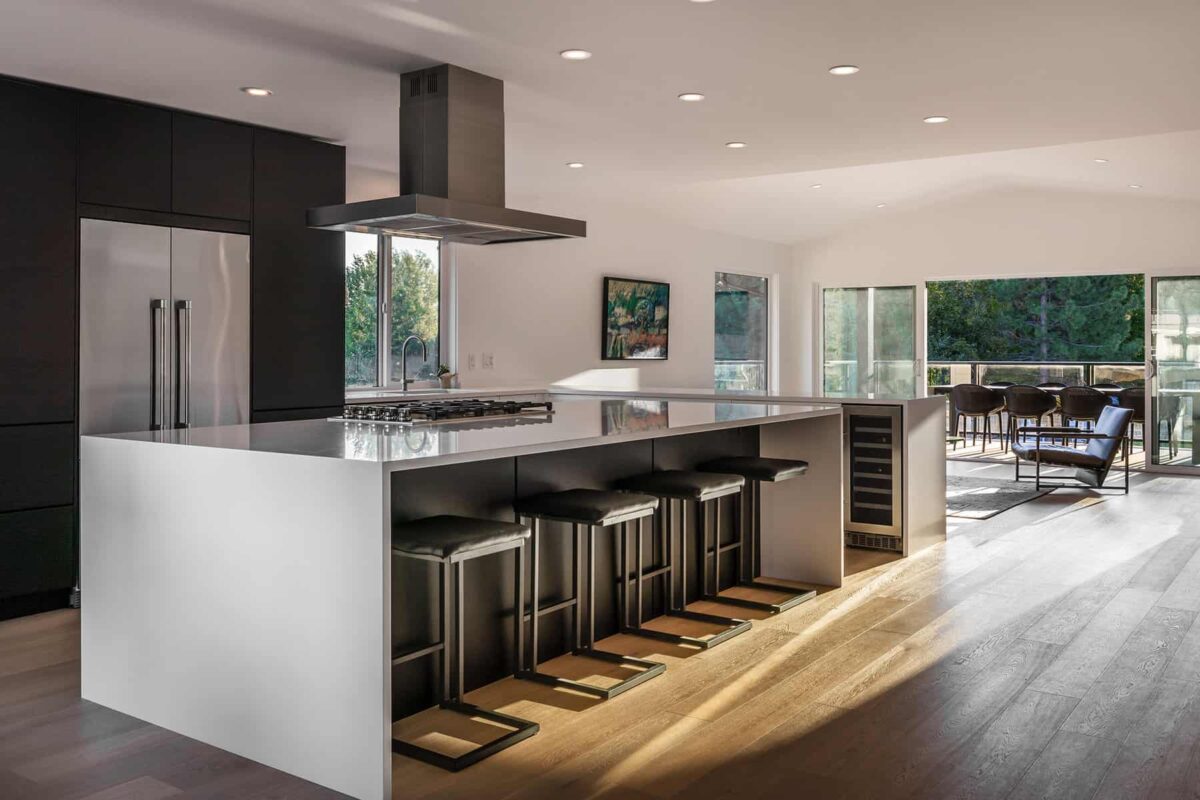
[80,395,842,800]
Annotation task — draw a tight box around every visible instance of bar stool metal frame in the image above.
[516,502,667,701]
[616,473,753,650]
[701,478,817,615]
[391,519,539,772]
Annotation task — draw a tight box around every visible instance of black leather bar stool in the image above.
[615,471,753,649]
[390,515,539,772]
[514,488,667,700]
[696,456,817,614]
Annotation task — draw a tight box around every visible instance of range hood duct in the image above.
[308,64,586,244]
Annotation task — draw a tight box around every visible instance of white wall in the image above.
[450,195,795,390]
[789,186,1200,393]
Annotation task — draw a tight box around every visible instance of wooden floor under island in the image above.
[5,461,1200,798]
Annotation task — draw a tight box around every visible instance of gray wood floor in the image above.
[3,461,1199,799]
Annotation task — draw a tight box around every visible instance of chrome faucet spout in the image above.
[400,335,428,391]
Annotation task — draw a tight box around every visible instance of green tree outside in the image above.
[344,244,440,387]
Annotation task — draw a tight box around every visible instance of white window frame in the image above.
[714,270,774,393]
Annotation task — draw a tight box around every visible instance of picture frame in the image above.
[602,276,670,360]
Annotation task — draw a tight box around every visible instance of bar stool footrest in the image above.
[517,649,665,700]
[624,610,751,650]
[391,701,539,772]
[702,582,817,614]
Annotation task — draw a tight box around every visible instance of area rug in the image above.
[946,474,1052,520]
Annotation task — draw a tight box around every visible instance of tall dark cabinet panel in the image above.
[0,77,77,618]
[172,113,253,220]
[0,78,77,423]
[252,129,345,414]
[78,95,171,212]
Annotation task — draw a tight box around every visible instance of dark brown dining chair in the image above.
[1059,386,1110,445]
[951,384,1006,450]
[1117,387,1145,452]
[1036,382,1068,425]
[1003,385,1057,453]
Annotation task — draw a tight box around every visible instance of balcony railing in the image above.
[928,361,1145,390]
[715,360,767,392]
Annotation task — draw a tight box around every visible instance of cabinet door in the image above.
[0,78,76,424]
[172,113,253,220]
[0,424,75,514]
[252,130,345,412]
[78,95,171,211]
[0,507,75,599]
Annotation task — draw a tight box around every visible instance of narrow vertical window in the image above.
[715,272,769,392]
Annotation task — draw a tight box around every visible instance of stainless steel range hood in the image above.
[308,64,586,244]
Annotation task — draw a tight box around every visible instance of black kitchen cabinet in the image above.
[0,507,75,600]
[0,424,75,514]
[172,113,253,220]
[0,78,77,424]
[252,129,345,412]
[78,95,171,212]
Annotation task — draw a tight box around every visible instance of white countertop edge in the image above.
[547,387,946,406]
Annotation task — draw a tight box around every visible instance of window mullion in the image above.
[377,234,391,387]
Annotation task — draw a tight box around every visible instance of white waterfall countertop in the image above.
[87,396,841,471]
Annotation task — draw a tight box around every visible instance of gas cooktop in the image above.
[333,398,554,426]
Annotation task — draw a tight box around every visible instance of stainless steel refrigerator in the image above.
[80,219,250,435]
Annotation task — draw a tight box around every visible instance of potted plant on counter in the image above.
[437,364,455,389]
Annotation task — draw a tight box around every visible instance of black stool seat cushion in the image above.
[698,456,809,482]
[515,488,658,526]
[1011,442,1106,469]
[392,515,530,559]
[617,470,745,502]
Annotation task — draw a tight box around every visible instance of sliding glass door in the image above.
[822,286,919,397]
[1149,276,1200,471]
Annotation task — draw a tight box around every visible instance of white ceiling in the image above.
[5,0,1200,244]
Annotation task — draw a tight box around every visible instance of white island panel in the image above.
[80,437,389,800]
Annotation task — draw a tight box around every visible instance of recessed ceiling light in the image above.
[810,184,823,189]
[724,141,747,149]
[923,115,950,124]
[1094,158,1109,164]
[1129,184,1142,189]
[559,49,592,61]
[678,92,706,102]
[239,86,272,97]
[690,0,718,3]
[828,65,860,76]
[566,162,584,169]
[875,203,887,208]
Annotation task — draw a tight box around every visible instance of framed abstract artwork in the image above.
[602,277,669,360]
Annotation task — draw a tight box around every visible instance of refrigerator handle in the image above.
[151,299,167,430]
[177,300,193,428]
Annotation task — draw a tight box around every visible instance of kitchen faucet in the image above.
[399,335,428,391]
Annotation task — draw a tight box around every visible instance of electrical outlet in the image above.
[467,353,477,370]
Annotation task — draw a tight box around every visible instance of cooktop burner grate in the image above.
[332,398,554,426]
